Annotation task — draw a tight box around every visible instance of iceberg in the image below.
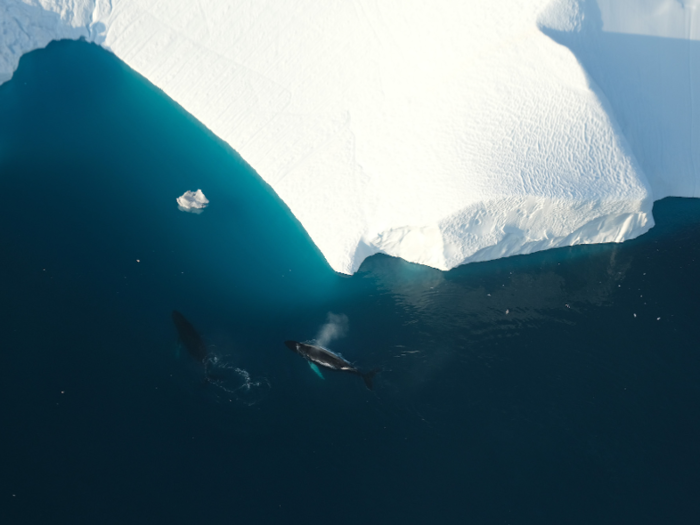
[1,0,697,274]
[177,189,209,214]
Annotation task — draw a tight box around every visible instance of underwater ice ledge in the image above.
[4,0,697,274]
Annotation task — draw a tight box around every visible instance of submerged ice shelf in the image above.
[1,0,698,274]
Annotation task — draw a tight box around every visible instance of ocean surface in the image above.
[1,40,699,525]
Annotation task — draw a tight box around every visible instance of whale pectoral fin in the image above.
[362,368,381,390]
[309,362,325,380]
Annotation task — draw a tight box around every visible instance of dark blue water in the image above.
[1,40,699,525]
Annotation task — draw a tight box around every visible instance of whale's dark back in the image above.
[285,340,351,369]
[284,340,379,390]
[172,310,207,362]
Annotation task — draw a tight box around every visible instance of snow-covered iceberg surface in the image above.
[177,190,209,214]
[1,1,697,274]
[540,0,700,201]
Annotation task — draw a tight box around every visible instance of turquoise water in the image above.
[1,40,700,524]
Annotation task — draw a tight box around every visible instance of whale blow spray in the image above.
[315,313,349,348]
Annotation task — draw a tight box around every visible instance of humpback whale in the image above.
[284,341,379,390]
[172,310,207,363]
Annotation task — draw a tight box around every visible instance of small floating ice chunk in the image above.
[177,189,209,214]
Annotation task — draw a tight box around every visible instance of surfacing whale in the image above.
[284,340,379,390]
[172,310,207,363]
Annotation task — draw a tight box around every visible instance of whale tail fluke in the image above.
[362,368,381,390]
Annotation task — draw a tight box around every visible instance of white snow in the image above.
[177,189,209,213]
[540,0,700,200]
[1,1,697,274]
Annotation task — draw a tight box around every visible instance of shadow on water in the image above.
[1,39,700,525]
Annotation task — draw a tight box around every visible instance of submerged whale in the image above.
[172,310,207,363]
[284,340,379,390]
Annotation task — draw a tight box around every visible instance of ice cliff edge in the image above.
[2,1,696,274]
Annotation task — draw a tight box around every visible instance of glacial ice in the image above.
[177,189,209,214]
[1,0,698,274]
